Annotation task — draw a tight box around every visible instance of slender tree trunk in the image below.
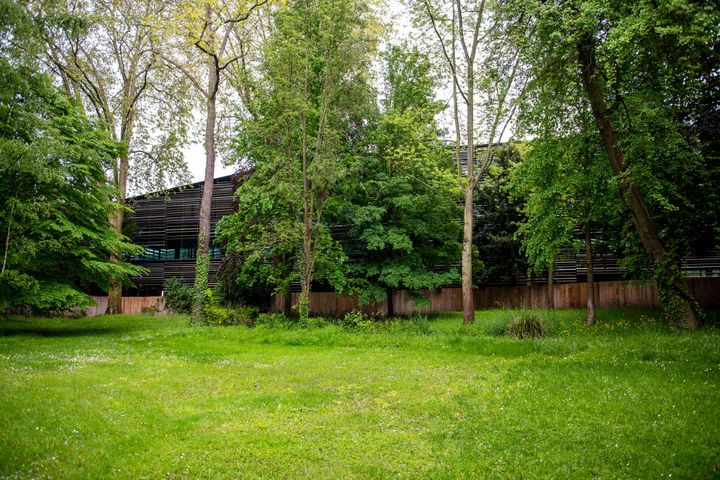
[584,222,596,326]
[451,10,462,177]
[462,68,475,324]
[386,287,394,317]
[283,290,292,317]
[576,34,699,330]
[2,200,14,275]
[299,280,311,320]
[547,262,555,309]
[300,192,312,320]
[191,25,219,325]
[107,151,130,314]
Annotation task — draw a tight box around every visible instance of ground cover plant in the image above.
[1,308,719,478]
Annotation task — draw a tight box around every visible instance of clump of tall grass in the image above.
[504,310,547,339]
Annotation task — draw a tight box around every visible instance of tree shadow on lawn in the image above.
[0,318,141,338]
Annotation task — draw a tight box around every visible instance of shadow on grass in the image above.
[0,327,137,338]
[0,318,142,338]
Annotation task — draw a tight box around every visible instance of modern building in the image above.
[123,174,239,296]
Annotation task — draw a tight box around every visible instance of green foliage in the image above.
[504,0,720,279]
[254,312,292,328]
[163,278,193,314]
[190,248,209,325]
[508,133,623,276]
[330,46,462,305]
[473,146,527,285]
[200,288,261,327]
[226,306,261,327]
[219,0,377,306]
[201,289,226,326]
[0,26,145,313]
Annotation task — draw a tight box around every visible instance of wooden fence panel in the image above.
[78,296,165,317]
[80,278,718,318]
[270,278,719,316]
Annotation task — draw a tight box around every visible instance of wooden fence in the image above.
[270,278,720,316]
[79,296,165,317]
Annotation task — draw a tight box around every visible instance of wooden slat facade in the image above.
[124,174,238,295]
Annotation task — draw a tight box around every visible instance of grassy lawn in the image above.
[1,309,719,479]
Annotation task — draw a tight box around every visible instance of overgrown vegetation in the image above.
[162,278,193,314]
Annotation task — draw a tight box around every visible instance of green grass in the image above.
[1,308,719,479]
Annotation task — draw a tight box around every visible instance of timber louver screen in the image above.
[124,174,237,296]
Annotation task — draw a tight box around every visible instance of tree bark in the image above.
[298,281,311,320]
[107,150,130,314]
[584,222,596,326]
[461,65,475,325]
[283,291,292,317]
[191,13,219,325]
[547,262,554,309]
[577,33,699,330]
[386,287,395,317]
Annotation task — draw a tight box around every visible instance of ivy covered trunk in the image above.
[577,34,699,330]
[298,281,311,321]
[191,27,218,326]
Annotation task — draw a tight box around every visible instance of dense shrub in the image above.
[226,306,261,327]
[163,278,193,314]
[505,311,547,339]
[255,313,292,328]
[201,289,261,326]
[340,310,368,328]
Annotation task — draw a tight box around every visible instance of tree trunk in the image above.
[584,222,596,326]
[576,34,699,330]
[298,280,311,320]
[191,26,218,325]
[386,287,394,317]
[283,290,292,317]
[106,210,123,315]
[462,66,475,324]
[547,262,555,310]
[107,151,130,315]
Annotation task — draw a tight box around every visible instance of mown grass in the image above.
[0,308,719,479]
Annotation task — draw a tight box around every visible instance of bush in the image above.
[226,306,261,327]
[256,313,294,328]
[200,289,261,327]
[163,278,192,314]
[340,310,367,328]
[505,311,547,339]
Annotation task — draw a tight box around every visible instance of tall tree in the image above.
[27,0,193,313]
[412,0,527,323]
[504,0,720,329]
[508,132,622,325]
[225,0,377,320]
[155,0,269,324]
[330,46,462,315]
[0,7,145,312]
